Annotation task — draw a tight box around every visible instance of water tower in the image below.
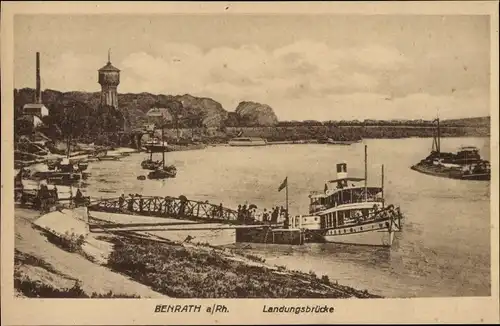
[98,49,120,109]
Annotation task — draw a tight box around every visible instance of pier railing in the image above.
[88,196,241,224]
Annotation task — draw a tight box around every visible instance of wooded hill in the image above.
[14,88,490,143]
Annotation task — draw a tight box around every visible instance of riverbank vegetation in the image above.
[15,214,381,299]
[105,235,380,298]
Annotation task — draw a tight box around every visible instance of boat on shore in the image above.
[28,136,91,186]
[228,137,267,147]
[90,150,123,161]
[319,137,362,145]
[30,157,89,185]
[411,118,490,181]
[297,145,403,247]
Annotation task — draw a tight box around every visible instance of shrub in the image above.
[14,278,140,298]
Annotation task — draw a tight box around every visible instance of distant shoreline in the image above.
[14,134,491,169]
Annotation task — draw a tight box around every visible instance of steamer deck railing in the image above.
[88,196,243,224]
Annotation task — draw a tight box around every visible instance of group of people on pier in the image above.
[17,182,87,213]
[237,204,288,225]
[112,195,291,225]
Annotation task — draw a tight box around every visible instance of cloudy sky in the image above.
[14,14,490,120]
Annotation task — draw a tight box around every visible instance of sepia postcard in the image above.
[1,1,499,325]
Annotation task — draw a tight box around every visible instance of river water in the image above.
[83,137,491,298]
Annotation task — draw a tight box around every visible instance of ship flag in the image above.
[278,177,288,192]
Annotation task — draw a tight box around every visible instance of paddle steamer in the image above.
[297,145,403,247]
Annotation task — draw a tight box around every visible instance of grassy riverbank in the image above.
[14,207,381,299]
[105,234,379,298]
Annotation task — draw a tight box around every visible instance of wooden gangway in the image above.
[88,195,245,225]
[86,196,304,245]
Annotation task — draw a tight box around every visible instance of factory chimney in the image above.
[35,52,41,104]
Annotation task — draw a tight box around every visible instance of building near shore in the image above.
[145,107,173,129]
[22,52,49,127]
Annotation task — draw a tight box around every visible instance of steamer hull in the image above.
[322,220,396,247]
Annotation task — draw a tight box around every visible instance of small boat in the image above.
[298,145,403,247]
[145,127,177,180]
[141,159,163,170]
[411,118,490,181]
[148,165,177,179]
[141,144,163,170]
[319,137,362,145]
[89,148,122,161]
[326,138,360,146]
[228,137,267,147]
[30,157,86,186]
[97,154,122,161]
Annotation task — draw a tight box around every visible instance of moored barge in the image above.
[411,118,490,181]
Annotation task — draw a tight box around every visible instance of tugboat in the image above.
[411,118,491,181]
[298,145,403,247]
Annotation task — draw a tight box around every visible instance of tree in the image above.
[224,112,239,127]
[14,117,35,139]
[96,104,125,134]
[49,100,94,140]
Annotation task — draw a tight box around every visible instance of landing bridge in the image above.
[88,195,243,225]
[87,195,304,245]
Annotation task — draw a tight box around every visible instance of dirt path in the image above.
[15,208,165,298]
